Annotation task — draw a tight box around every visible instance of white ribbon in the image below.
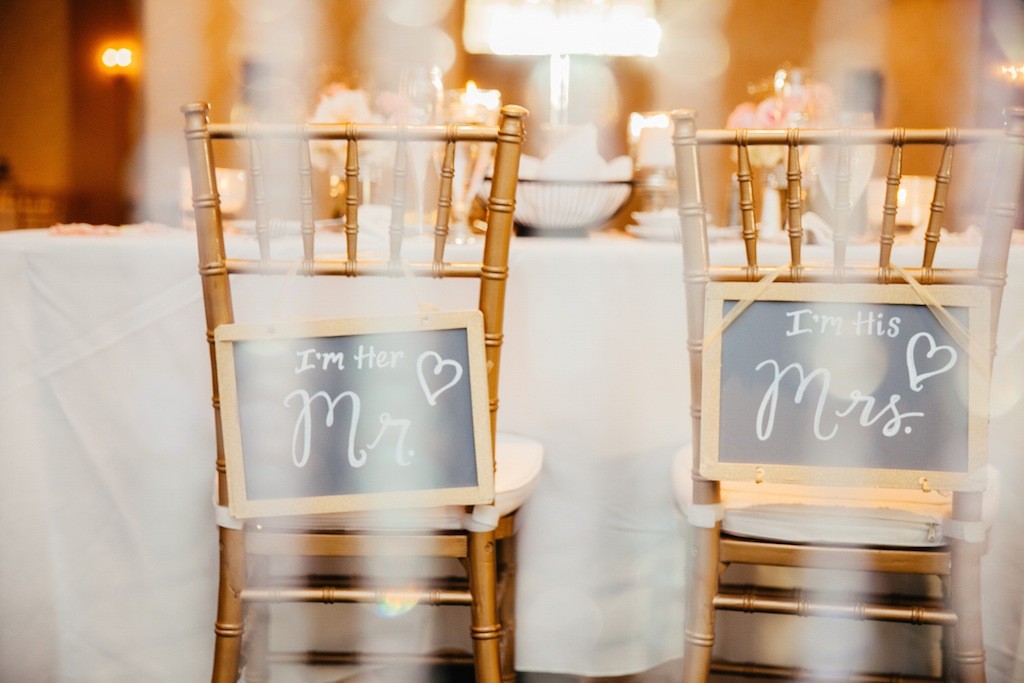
[685,502,725,529]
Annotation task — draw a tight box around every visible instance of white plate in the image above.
[630,210,677,228]
[626,223,743,243]
[626,223,680,242]
[224,218,345,235]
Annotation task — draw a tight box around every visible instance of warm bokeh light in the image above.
[98,43,138,75]
[1001,64,1024,82]
[463,0,661,56]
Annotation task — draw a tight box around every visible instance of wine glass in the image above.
[441,85,502,245]
[398,66,444,237]
[817,111,876,239]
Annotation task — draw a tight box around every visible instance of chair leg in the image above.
[211,527,246,683]
[243,558,270,683]
[242,604,270,683]
[951,536,986,682]
[497,534,517,683]
[939,577,954,682]
[681,523,721,682]
[468,529,503,683]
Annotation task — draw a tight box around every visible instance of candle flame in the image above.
[1001,64,1024,81]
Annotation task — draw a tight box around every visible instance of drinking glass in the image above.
[817,111,877,237]
[398,65,444,236]
[441,86,501,245]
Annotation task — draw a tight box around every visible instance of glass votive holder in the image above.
[628,112,676,213]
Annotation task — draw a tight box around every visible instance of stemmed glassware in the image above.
[817,111,877,238]
[440,84,502,245]
[398,65,444,236]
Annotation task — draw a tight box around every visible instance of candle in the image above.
[636,126,673,168]
[445,81,501,124]
[629,111,673,169]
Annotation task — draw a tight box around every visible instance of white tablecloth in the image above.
[1,227,1022,681]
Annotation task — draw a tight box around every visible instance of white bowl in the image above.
[512,179,633,234]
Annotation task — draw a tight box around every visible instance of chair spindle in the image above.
[297,133,315,267]
[248,133,270,262]
[785,129,804,276]
[344,134,359,269]
[389,135,408,265]
[878,130,905,277]
[735,134,758,269]
[831,129,853,276]
[433,136,457,266]
[922,132,957,270]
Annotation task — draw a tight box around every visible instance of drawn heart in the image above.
[906,331,958,392]
[417,351,464,406]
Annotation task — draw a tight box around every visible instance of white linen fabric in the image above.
[1,228,1023,680]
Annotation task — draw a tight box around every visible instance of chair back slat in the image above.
[878,133,904,273]
[735,137,758,268]
[344,135,360,268]
[297,133,315,264]
[248,136,271,261]
[389,136,408,264]
[830,130,853,273]
[432,136,458,265]
[785,130,804,272]
[922,136,956,269]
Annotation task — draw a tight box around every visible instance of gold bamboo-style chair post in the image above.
[183,102,529,683]
[949,108,1024,682]
[672,107,1024,682]
[183,102,244,682]
[673,111,720,680]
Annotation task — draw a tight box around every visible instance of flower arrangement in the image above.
[307,81,441,171]
[307,79,444,220]
[725,67,836,169]
[308,84,384,173]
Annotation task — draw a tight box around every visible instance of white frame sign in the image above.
[701,282,991,491]
[215,311,495,518]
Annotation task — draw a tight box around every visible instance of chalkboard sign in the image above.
[701,282,990,491]
[215,311,494,518]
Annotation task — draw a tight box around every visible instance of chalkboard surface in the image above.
[215,311,494,518]
[701,282,990,491]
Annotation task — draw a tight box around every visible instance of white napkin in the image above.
[519,124,632,182]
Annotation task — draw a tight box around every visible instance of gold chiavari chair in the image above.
[672,108,1024,681]
[182,102,536,683]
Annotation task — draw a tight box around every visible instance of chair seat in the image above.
[672,450,998,548]
[248,434,544,532]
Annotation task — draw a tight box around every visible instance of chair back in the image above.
[182,103,527,516]
[672,109,1024,492]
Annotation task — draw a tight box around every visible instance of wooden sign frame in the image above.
[215,310,494,518]
[700,282,991,491]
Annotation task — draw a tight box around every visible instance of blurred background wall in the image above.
[0,0,1021,227]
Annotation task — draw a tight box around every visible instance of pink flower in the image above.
[725,102,760,129]
[374,91,407,121]
[725,72,835,131]
[755,97,789,128]
[310,86,376,124]
[308,84,389,172]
